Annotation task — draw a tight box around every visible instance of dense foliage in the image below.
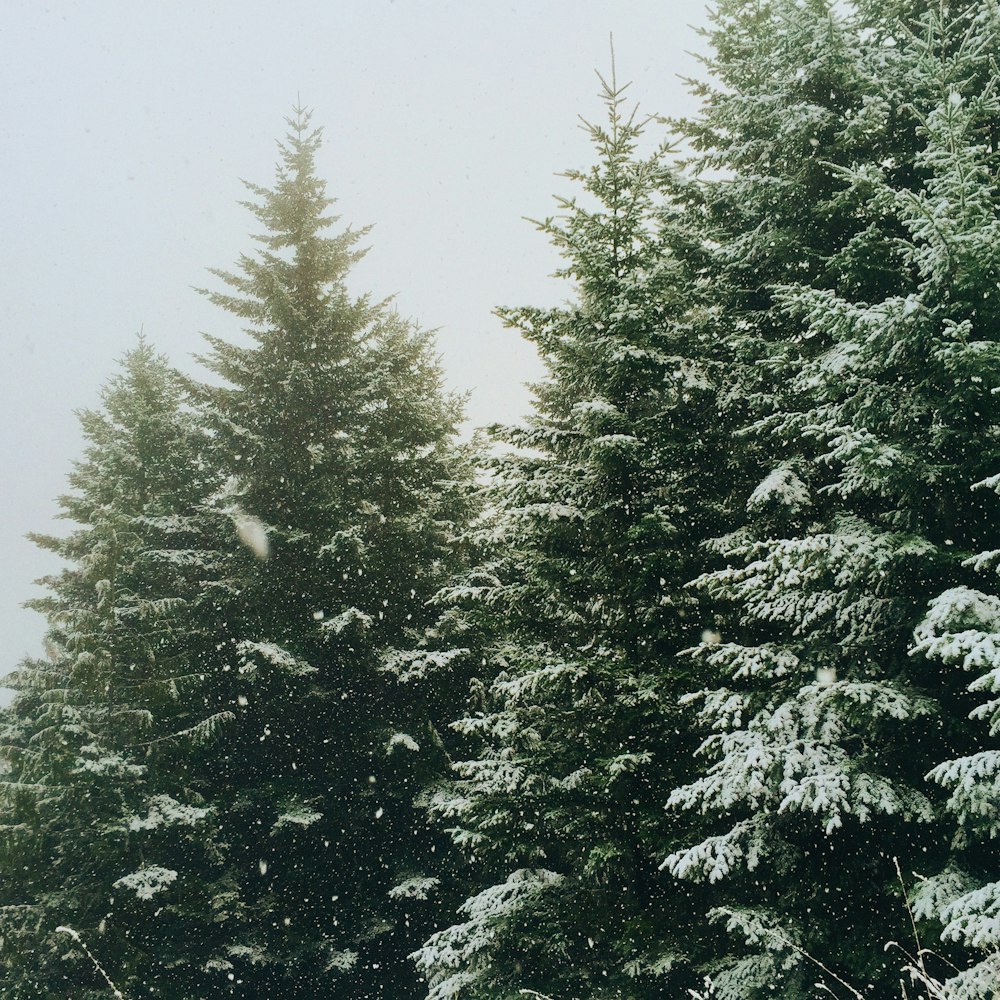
[412,75,730,1000]
[5,4,1000,998]
[663,4,1000,998]
[0,342,232,997]
[187,108,473,1000]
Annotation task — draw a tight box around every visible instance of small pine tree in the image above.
[0,340,232,998]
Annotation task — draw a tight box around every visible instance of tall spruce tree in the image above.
[0,340,233,999]
[913,483,1000,1000]
[187,107,472,998]
[671,0,922,514]
[664,4,1000,996]
[898,5,1000,997]
[414,78,729,1000]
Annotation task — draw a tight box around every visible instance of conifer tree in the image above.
[414,77,728,1000]
[187,107,472,998]
[913,483,1000,1000]
[664,4,1000,996]
[0,341,232,999]
[898,6,1000,998]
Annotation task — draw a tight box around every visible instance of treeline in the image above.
[3,2,1000,999]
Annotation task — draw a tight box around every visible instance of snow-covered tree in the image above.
[677,0,937,499]
[0,340,232,998]
[414,77,730,1000]
[898,9,1000,997]
[665,4,1000,996]
[912,543,1000,999]
[187,106,473,998]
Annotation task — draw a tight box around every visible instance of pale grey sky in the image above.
[0,0,711,675]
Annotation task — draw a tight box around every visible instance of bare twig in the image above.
[767,926,868,1000]
[56,926,126,999]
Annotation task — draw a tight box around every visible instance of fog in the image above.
[0,0,710,680]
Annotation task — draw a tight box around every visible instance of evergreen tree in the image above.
[900,7,1000,998]
[913,483,1000,1000]
[188,107,472,998]
[414,77,728,1000]
[0,340,232,998]
[664,4,1000,996]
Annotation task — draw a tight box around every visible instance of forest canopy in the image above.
[3,3,1000,999]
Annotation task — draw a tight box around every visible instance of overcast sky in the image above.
[0,0,712,676]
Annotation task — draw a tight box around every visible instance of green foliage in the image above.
[185,107,474,998]
[7,7,1000,998]
[665,3,1000,997]
[0,341,232,998]
[413,76,731,1000]
[1,109,475,999]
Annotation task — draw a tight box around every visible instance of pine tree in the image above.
[672,0,945,550]
[664,4,1000,996]
[899,6,1000,997]
[912,482,1000,1000]
[0,340,232,999]
[187,107,472,998]
[414,77,729,1000]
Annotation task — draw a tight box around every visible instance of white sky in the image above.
[0,0,712,676]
